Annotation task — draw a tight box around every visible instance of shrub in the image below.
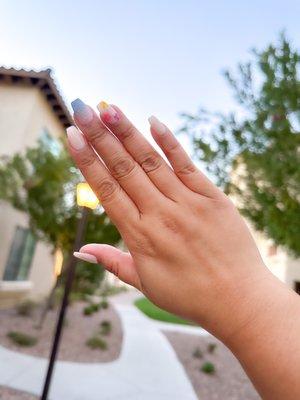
[100,299,109,309]
[7,331,38,347]
[207,343,217,354]
[16,300,36,317]
[83,303,100,316]
[193,347,203,359]
[100,320,111,335]
[86,336,107,350]
[201,362,215,374]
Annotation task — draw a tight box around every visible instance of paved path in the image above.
[0,291,198,399]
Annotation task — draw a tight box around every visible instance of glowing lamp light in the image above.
[76,182,99,209]
[54,249,63,277]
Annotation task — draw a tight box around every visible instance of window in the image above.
[3,226,36,281]
[294,282,300,295]
[39,128,61,155]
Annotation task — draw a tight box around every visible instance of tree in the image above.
[179,34,300,256]
[0,136,121,293]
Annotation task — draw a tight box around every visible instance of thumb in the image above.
[74,244,141,290]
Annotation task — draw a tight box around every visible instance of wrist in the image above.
[223,270,291,349]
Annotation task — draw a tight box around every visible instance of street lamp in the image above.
[41,183,99,400]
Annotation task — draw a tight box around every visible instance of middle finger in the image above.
[71,99,162,213]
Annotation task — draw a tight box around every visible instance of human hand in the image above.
[68,99,275,342]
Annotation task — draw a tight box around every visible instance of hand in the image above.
[67,99,271,341]
[67,99,300,400]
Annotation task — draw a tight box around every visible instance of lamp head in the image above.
[76,182,99,210]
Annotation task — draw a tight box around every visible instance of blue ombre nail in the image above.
[71,98,93,124]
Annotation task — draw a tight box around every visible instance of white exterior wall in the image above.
[0,82,66,302]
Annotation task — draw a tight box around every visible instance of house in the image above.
[0,67,72,307]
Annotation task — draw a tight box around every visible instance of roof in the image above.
[0,67,73,128]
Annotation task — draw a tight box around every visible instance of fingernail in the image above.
[66,126,86,150]
[71,98,93,124]
[73,252,98,264]
[97,101,120,124]
[148,115,166,135]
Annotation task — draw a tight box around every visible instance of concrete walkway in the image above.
[0,291,198,399]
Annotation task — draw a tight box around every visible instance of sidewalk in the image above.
[0,291,198,399]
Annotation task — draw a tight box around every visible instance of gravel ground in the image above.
[165,331,261,400]
[0,386,38,399]
[0,301,122,363]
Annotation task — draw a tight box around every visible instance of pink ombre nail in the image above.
[148,115,167,135]
[97,101,120,124]
[73,251,98,264]
[66,126,86,150]
[71,98,94,124]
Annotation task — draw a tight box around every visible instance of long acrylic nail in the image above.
[73,252,98,264]
[148,115,166,135]
[66,126,86,150]
[97,101,120,124]
[71,98,93,124]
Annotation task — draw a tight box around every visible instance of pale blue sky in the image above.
[1,0,300,139]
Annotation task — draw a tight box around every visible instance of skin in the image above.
[67,102,300,399]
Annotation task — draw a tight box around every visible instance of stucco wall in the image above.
[0,82,66,301]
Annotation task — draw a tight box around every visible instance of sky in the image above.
[1,0,300,143]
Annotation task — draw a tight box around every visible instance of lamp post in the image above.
[41,183,99,400]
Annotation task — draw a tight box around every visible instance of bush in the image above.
[72,261,105,296]
[100,284,127,297]
[86,336,107,350]
[100,299,109,309]
[7,331,38,347]
[100,320,112,335]
[193,348,203,359]
[207,343,217,354]
[201,362,215,374]
[83,303,100,316]
[16,300,36,317]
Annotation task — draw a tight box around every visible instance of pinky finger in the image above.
[148,116,220,198]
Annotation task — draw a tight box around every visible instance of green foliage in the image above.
[100,299,109,309]
[100,283,127,297]
[0,137,121,294]
[7,331,38,347]
[16,300,36,317]
[135,297,192,325]
[86,335,107,350]
[200,361,216,374]
[72,261,105,296]
[180,33,300,256]
[100,320,112,335]
[83,302,100,316]
[207,343,217,354]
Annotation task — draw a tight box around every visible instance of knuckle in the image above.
[140,152,162,173]
[164,141,180,156]
[87,124,107,144]
[176,162,197,175]
[117,124,136,141]
[78,152,96,168]
[94,178,119,201]
[111,156,136,179]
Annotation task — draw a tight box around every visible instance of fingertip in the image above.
[148,115,167,136]
[73,251,98,264]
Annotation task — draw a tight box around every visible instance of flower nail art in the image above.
[97,101,120,124]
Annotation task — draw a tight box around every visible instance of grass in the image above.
[134,297,192,325]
